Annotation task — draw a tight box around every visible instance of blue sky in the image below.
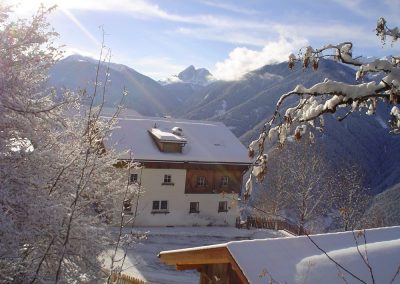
[14,0,400,80]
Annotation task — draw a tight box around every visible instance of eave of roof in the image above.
[117,158,251,166]
[158,245,248,283]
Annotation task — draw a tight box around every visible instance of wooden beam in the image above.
[159,247,230,266]
[176,264,202,271]
[226,250,249,284]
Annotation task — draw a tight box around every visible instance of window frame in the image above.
[221,176,229,186]
[152,200,169,214]
[196,176,206,187]
[189,201,200,213]
[152,200,160,210]
[162,174,174,185]
[218,201,228,212]
[130,173,138,184]
[160,200,168,210]
[164,174,171,183]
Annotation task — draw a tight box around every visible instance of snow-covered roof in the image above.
[159,226,400,284]
[109,116,251,164]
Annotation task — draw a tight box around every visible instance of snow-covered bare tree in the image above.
[246,17,400,196]
[252,151,290,220]
[329,164,372,231]
[253,141,333,233]
[0,4,135,283]
[252,147,370,233]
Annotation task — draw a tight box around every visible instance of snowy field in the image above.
[103,226,284,283]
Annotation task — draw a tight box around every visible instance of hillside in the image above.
[366,182,400,226]
[180,59,356,139]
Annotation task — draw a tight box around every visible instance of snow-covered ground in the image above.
[103,226,284,283]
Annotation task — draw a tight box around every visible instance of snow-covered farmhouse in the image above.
[159,226,400,284]
[111,116,251,226]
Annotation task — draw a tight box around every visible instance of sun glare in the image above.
[13,0,101,49]
[59,7,101,48]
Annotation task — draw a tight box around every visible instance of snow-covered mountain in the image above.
[49,54,180,116]
[159,65,214,86]
[158,65,215,103]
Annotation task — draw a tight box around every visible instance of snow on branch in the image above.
[245,18,400,194]
[376,17,400,44]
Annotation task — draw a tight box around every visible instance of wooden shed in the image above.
[159,226,400,284]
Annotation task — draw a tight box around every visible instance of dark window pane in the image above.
[164,175,171,183]
[190,202,199,213]
[197,176,206,186]
[160,200,168,210]
[218,201,227,212]
[130,174,138,183]
[221,176,229,186]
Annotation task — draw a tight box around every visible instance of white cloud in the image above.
[213,36,307,81]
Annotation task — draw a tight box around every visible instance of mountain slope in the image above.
[181,59,355,138]
[49,55,178,116]
[366,182,400,226]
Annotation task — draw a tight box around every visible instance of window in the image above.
[160,200,168,210]
[164,174,171,183]
[218,201,228,212]
[162,174,174,185]
[189,202,199,213]
[123,199,132,214]
[130,173,138,184]
[197,176,206,187]
[152,201,160,210]
[221,176,229,186]
[152,200,169,213]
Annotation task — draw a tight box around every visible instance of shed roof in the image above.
[109,116,251,164]
[159,226,400,284]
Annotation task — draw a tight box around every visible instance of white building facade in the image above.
[111,117,250,226]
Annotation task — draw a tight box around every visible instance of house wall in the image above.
[126,167,240,226]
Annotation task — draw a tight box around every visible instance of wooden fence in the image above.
[110,273,148,284]
[236,216,308,236]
